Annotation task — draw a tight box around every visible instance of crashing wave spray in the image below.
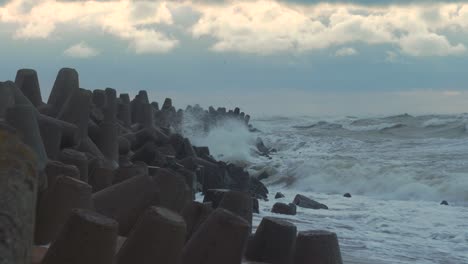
[181,106,257,164]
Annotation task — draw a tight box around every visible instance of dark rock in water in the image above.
[293,230,343,264]
[180,157,226,193]
[275,192,285,199]
[271,202,296,216]
[182,201,214,242]
[343,193,352,198]
[441,200,449,206]
[252,198,259,214]
[226,163,251,192]
[293,194,328,210]
[245,217,297,264]
[257,170,270,181]
[41,209,118,264]
[116,207,186,264]
[256,137,270,155]
[203,189,229,208]
[249,177,269,200]
[194,146,210,157]
[35,176,93,245]
[182,208,250,264]
[219,190,253,233]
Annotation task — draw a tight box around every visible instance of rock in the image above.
[252,198,260,214]
[117,94,132,127]
[103,88,117,122]
[293,194,328,210]
[203,189,229,208]
[57,88,92,140]
[41,209,118,264]
[219,190,253,233]
[92,89,107,108]
[250,177,269,200]
[15,69,43,107]
[93,175,158,236]
[5,105,48,173]
[38,113,62,159]
[293,230,343,264]
[113,162,148,184]
[97,121,119,165]
[257,170,270,181]
[256,137,270,155]
[116,207,186,264]
[226,163,251,192]
[181,201,213,242]
[0,82,16,118]
[59,148,89,183]
[47,68,80,116]
[45,160,80,185]
[151,168,191,213]
[131,141,158,164]
[35,176,93,245]
[182,208,250,264]
[88,167,114,192]
[275,192,285,199]
[181,157,226,193]
[38,114,80,148]
[118,136,131,155]
[245,217,297,264]
[441,200,449,206]
[271,203,296,216]
[194,146,210,157]
[0,125,38,264]
[343,193,352,198]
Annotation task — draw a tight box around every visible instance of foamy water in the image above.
[186,114,468,264]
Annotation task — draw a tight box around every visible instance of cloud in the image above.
[190,1,468,57]
[2,0,468,57]
[64,42,99,58]
[0,0,179,53]
[399,32,466,56]
[335,47,357,56]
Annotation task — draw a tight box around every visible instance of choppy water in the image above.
[186,113,468,264]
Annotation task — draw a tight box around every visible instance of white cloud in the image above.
[64,42,99,58]
[190,1,468,57]
[0,0,179,54]
[335,47,357,56]
[399,32,466,56]
[2,0,468,57]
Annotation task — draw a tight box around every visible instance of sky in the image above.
[1,0,468,116]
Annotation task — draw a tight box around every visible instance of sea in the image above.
[184,113,468,264]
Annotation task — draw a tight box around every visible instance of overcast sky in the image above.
[1,0,468,116]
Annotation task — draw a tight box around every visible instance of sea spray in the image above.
[182,111,256,163]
